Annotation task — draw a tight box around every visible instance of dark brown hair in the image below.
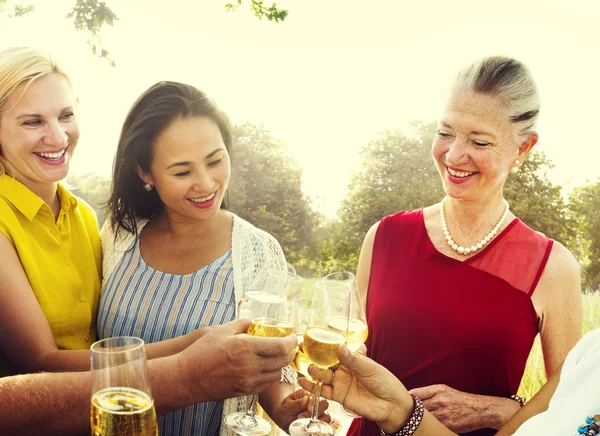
[108,81,232,237]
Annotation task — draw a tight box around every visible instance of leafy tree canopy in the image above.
[0,0,33,17]
[228,123,320,270]
[2,0,288,66]
[569,179,600,291]
[321,122,579,274]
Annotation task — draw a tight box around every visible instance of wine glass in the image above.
[288,282,347,436]
[321,272,368,417]
[292,295,314,381]
[286,272,303,308]
[90,336,158,436]
[286,262,297,278]
[225,268,294,435]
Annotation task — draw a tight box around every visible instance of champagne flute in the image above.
[90,336,158,436]
[288,282,347,436]
[322,272,368,417]
[225,268,294,435]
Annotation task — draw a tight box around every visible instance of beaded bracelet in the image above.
[379,395,424,436]
[510,394,527,407]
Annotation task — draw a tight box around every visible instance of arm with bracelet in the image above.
[300,344,456,436]
[299,345,567,436]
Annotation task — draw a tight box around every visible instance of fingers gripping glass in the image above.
[289,282,347,436]
[226,268,294,435]
[321,272,368,418]
[90,336,158,436]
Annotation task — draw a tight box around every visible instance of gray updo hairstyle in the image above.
[455,56,540,141]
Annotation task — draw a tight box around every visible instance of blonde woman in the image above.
[0,48,303,431]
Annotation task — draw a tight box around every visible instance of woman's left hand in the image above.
[275,388,330,430]
[409,384,517,433]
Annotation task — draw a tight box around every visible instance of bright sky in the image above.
[1,0,599,216]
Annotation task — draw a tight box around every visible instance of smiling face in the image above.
[0,73,78,186]
[139,115,231,222]
[431,89,535,203]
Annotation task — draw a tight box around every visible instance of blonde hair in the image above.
[0,47,68,178]
[454,56,540,142]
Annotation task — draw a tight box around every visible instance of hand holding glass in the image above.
[90,336,158,436]
[226,268,294,435]
[289,282,347,436]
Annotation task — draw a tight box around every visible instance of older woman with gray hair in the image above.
[347,56,582,436]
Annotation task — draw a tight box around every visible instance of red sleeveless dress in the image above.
[347,209,553,436]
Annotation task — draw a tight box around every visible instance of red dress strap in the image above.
[465,219,553,296]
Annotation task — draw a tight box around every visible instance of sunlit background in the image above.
[2,2,600,426]
[2,0,598,218]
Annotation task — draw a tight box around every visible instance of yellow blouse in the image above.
[0,176,101,376]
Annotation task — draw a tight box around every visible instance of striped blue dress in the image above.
[97,234,236,436]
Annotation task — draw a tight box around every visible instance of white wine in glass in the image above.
[248,316,295,338]
[226,268,293,435]
[288,282,346,436]
[327,316,368,352]
[322,272,368,417]
[291,296,314,380]
[303,327,346,368]
[90,336,158,436]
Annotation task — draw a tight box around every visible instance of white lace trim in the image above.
[101,213,290,436]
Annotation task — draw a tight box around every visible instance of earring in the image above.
[511,159,520,173]
[143,183,153,191]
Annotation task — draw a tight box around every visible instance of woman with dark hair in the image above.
[0,48,248,375]
[97,81,319,436]
[0,46,308,434]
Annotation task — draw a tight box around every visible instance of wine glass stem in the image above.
[240,394,259,427]
[305,373,325,431]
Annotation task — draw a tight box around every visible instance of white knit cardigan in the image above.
[100,213,291,436]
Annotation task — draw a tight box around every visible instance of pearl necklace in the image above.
[440,198,510,256]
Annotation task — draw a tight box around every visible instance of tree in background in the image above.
[0,0,32,17]
[1,0,288,66]
[228,123,320,271]
[504,151,575,247]
[66,124,320,265]
[321,122,580,275]
[318,122,444,273]
[51,122,598,286]
[569,179,600,291]
[68,172,111,227]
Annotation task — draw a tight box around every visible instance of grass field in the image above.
[518,292,600,398]
[299,277,599,400]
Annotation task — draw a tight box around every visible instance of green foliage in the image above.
[319,122,444,272]
[68,173,112,227]
[228,123,320,270]
[518,292,600,398]
[504,151,575,246]
[320,122,583,276]
[66,0,118,67]
[0,0,34,17]
[2,1,288,66]
[569,179,600,291]
[225,0,288,22]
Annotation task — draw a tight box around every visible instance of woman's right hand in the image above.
[299,344,414,434]
[178,318,297,402]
